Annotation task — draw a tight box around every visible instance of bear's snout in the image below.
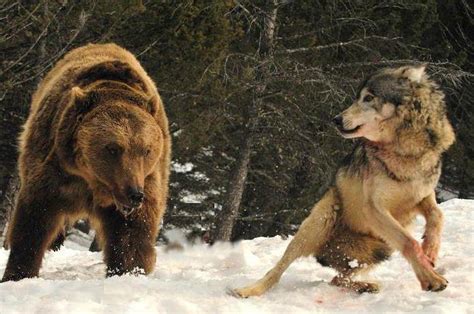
[127,186,145,207]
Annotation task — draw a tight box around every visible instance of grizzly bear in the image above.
[1,43,171,281]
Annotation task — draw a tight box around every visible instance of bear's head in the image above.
[56,84,165,215]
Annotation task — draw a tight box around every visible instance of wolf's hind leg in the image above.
[231,188,339,298]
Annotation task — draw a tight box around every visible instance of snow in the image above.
[179,189,208,204]
[348,259,359,269]
[436,184,459,201]
[171,162,194,173]
[190,171,209,182]
[1,199,473,313]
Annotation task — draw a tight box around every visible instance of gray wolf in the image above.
[232,65,455,296]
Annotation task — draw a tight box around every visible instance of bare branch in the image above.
[276,35,401,55]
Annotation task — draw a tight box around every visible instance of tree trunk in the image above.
[1,173,19,248]
[212,1,278,241]
[213,133,253,241]
[1,2,50,247]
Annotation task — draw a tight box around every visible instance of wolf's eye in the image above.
[363,95,374,103]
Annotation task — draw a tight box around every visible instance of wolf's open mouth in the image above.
[340,124,362,134]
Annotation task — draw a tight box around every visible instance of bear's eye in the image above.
[105,144,121,157]
[144,149,151,157]
[363,94,374,103]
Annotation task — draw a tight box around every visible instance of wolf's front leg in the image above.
[417,193,443,265]
[231,188,339,298]
[367,201,447,292]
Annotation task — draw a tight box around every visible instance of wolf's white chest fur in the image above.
[340,168,438,236]
[370,174,436,219]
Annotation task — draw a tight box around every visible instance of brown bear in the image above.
[1,43,171,281]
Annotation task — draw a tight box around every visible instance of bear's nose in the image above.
[333,115,343,127]
[127,186,145,207]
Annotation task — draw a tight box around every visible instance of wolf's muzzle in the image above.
[333,115,343,128]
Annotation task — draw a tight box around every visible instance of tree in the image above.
[210,0,280,241]
[0,0,472,245]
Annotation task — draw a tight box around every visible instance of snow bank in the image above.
[0,199,473,313]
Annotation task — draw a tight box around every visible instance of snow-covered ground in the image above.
[0,199,473,313]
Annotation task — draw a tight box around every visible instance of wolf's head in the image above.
[333,65,430,142]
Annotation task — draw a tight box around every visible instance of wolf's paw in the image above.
[227,287,246,298]
[353,281,380,294]
[228,284,265,298]
[330,276,379,294]
[418,269,448,292]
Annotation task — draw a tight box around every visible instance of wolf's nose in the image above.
[333,115,343,127]
[127,186,144,206]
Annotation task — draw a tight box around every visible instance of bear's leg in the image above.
[49,227,67,251]
[96,205,158,277]
[2,188,65,282]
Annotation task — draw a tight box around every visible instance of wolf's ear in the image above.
[55,87,99,170]
[402,64,427,83]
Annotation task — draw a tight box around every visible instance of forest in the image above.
[0,0,472,244]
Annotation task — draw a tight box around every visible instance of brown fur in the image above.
[232,65,455,297]
[2,43,171,281]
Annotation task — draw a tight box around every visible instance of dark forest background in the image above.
[0,0,472,244]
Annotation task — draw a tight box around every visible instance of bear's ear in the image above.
[147,94,160,117]
[402,64,427,83]
[55,87,99,171]
[70,86,99,122]
[148,94,170,137]
[71,86,86,99]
